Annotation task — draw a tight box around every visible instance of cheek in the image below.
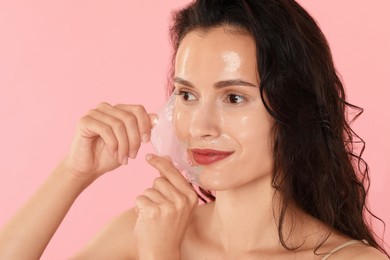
[173,106,190,141]
[229,110,271,143]
[228,111,273,163]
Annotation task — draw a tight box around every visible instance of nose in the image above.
[189,100,221,139]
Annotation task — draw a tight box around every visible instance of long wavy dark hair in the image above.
[167,0,388,256]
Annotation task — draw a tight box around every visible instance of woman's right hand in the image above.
[62,102,155,183]
[0,102,156,259]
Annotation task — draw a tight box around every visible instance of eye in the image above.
[175,90,197,101]
[225,94,245,104]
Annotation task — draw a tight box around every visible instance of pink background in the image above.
[0,0,389,258]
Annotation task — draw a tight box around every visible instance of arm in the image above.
[0,163,90,259]
[70,208,139,260]
[0,103,154,259]
[70,155,199,260]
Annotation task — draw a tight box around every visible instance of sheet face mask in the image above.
[150,94,202,186]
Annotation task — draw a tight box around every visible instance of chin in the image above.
[196,171,242,191]
[196,173,228,190]
[196,168,272,193]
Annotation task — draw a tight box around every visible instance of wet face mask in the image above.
[150,93,203,186]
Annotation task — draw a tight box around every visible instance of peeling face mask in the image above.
[150,93,203,186]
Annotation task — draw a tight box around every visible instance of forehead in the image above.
[175,26,259,84]
[176,26,256,61]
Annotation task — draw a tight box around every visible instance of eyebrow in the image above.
[173,77,258,89]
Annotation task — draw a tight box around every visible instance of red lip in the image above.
[191,149,234,165]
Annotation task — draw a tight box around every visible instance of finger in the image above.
[88,107,130,165]
[115,104,153,144]
[134,195,160,219]
[152,177,191,208]
[149,113,158,128]
[96,102,144,160]
[77,115,118,159]
[152,177,181,198]
[115,104,155,158]
[98,103,141,159]
[146,154,193,194]
[123,113,142,159]
[143,187,168,204]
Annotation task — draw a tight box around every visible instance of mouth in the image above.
[190,148,234,165]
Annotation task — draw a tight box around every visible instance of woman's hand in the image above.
[62,102,155,182]
[0,103,156,259]
[133,154,199,260]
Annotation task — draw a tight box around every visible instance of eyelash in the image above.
[175,89,246,104]
[175,90,197,101]
[224,93,246,104]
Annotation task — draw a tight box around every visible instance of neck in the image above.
[207,176,283,253]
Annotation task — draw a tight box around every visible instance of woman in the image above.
[0,0,388,259]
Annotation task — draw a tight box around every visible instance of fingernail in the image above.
[142,134,149,143]
[122,157,128,165]
[151,115,158,127]
[130,151,137,159]
[145,154,153,161]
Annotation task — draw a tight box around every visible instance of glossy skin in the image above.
[173,27,274,192]
[73,26,384,259]
[0,26,387,259]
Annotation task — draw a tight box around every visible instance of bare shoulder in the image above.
[70,208,138,260]
[329,242,388,260]
[347,245,388,259]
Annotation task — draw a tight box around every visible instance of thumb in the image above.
[148,113,158,128]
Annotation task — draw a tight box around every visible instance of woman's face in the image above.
[173,26,274,191]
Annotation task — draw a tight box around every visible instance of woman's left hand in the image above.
[133,154,199,260]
